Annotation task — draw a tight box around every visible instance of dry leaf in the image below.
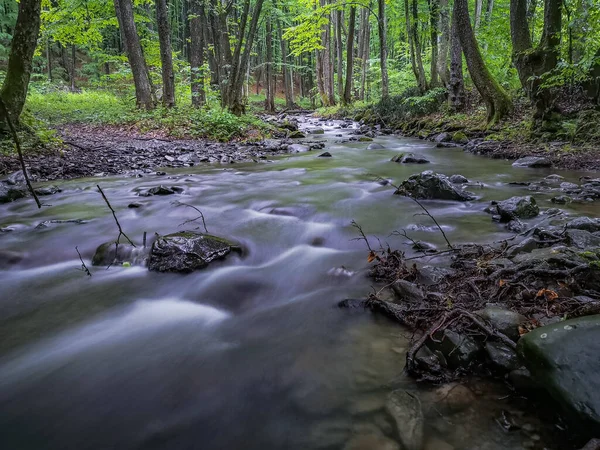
[499,279,506,287]
[367,251,376,263]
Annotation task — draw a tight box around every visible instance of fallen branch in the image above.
[172,200,208,233]
[75,246,92,277]
[0,97,41,208]
[97,184,135,267]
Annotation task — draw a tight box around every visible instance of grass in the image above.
[25,87,275,142]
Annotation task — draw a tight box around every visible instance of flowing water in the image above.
[0,117,593,450]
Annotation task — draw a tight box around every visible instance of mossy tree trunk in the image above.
[156,0,175,107]
[343,6,356,105]
[448,7,465,112]
[454,0,512,125]
[189,0,207,107]
[0,0,42,126]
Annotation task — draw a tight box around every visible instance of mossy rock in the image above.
[452,131,469,144]
[358,137,373,142]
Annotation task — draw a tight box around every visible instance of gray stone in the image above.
[560,182,580,191]
[517,315,600,431]
[148,185,175,195]
[431,383,475,414]
[92,242,139,266]
[396,171,475,201]
[512,156,552,168]
[309,128,325,134]
[416,266,453,286]
[412,241,436,252]
[318,152,332,157]
[5,170,31,185]
[288,131,306,139]
[34,185,61,196]
[148,231,241,273]
[506,237,538,258]
[385,390,424,450]
[449,174,468,184]
[288,144,310,153]
[427,329,482,369]
[491,196,539,221]
[391,280,425,303]
[475,305,526,341]
[552,195,572,204]
[434,132,452,143]
[400,153,430,164]
[508,368,538,391]
[0,183,28,203]
[565,229,600,249]
[485,341,520,371]
[506,219,527,233]
[367,143,385,150]
[567,217,600,233]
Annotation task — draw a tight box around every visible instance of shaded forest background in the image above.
[0,0,599,142]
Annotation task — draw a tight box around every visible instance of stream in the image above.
[0,116,594,450]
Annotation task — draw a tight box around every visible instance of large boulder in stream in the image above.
[517,315,600,432]
[512,156,552,168]
[148,231,242,273]
[92,242,145,266]
[395,171,475,201]
[488,196,539,222]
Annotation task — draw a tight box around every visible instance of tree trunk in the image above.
[70,44,76,91]
[325,12,336,105]
[429,0,440,87]
[377,0,389,99]
[278,17,294,108]
[510,0,534,94]
[225,0,265,115]
[405,0,428,93]
[454,0,511,124]
[336,9,344,100]
[156,0,175,107]
[0,0,42,125]
[344,6,356,105]
[189,0,206,107]
[115,0,155,109]
[449,7,465,111]
[46,39,53,82]
[359,8,369,101]
[474,0,484,31]
[437,0,451,86]
[265,19,275,112]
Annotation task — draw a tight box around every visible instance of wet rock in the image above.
[288,131,306,139]
[5,170,32,185]
[399,153,430,164]
[489,196,539,222]
[424,437,454,450]
[506,219,527,233]
[309,128,325,135]
[128,202,143,208]
[506,237,538,258]
[517,315,600,431]
[395,171,475,201]
[288,144,310,153]
[434,132,452,143]
[560,182,580,191]
[566,217,600,233]
[344,434,400,450]
[148,231,241,273]
[34,185,61,196]
[417,266,454,286]
[552,195,572,204]
[35,219,87,229]
[545,174,564,181]
[565,229,600,249]
[427,329,482,369]
[475,305,526,341]
[579,438,600,450]
[449,174,468,184]
[280,119,299,131]
[0,183,28,203]
[318,152,332,158]
[432,383,475,414]
[512,156,552,168]
[386,390,424,450]
[485,341,520,371]
[412,241,436,252]
[367,143,385,150]
[148,185,175,196]
[391,280,425,303]
[508,368,538,391]
[452,131,468,144]
[0,250,25,268]
[358,137,373,142]
[92,242,139,266]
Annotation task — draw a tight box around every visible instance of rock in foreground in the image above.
[148,231,241,273]
[488,196,539,222]
[512,156,552,168]
[395,171,475,201]
[518,315,600,432]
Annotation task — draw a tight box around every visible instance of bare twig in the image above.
[351,220,374,253]
[97,185,135,268]
[409,195,453,249]
[0,97,42,208]
[172,200,208,233]
[75,246,92,276]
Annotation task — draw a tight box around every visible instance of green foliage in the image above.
[25,88,272,142]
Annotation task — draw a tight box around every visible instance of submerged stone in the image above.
[0,183,28,203]
[92,242,140,266]
[512,156,552,168]
[367,143,385,150]
[475,305,526,341]
[385,390,423,450]
[148,231,241,273]
[566,217,600,233]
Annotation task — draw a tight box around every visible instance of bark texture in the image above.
[156,0,175,107]
[189,0,206,107]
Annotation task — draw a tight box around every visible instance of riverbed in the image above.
[0,117,594,449]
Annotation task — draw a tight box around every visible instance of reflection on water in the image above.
[0,118,585,449]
